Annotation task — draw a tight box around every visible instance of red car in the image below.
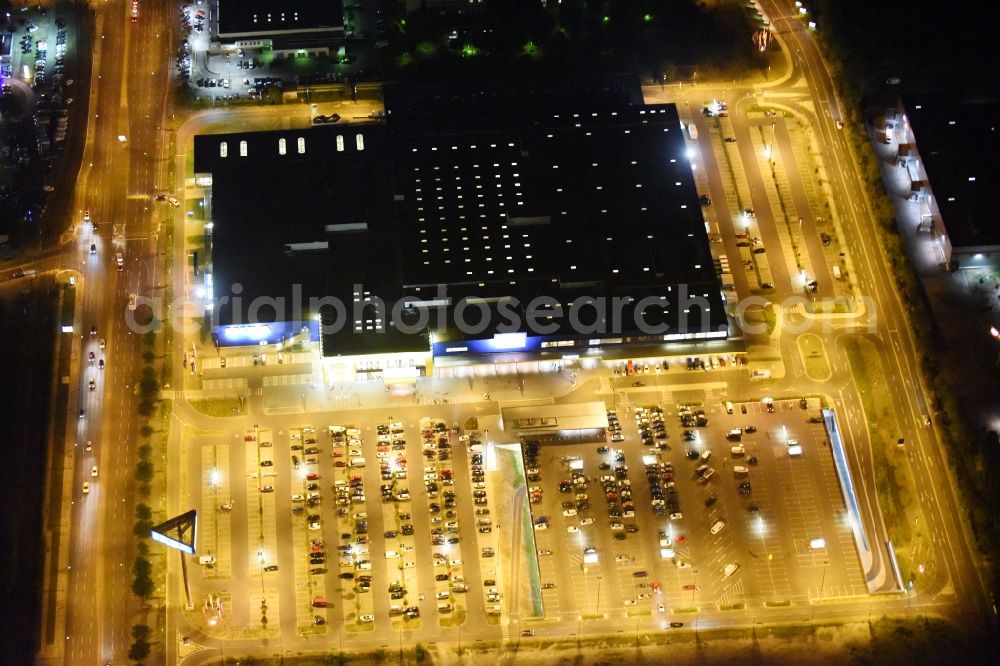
[332,450,344,457]
[244,434,256,442]
[675,535,686,544]
[334,461,346,467]
[306,473,320,480]
[682,584,700,591]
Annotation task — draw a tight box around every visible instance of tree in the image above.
[136,503,152,521]
[414,643,428,663]
[131,574,153,599]
[325,652,348,666]
[134,519,153,537]
[128,638,150,661]
[131,624,151,641]
[136,460,155,482]
[133,557,152,579]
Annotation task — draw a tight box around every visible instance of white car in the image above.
[669,512,683,521]
[359,614,375,623]
[609,522,624,531]
[403,561,415,568]
[615,554,630,562]
[82,482,90,494]
[167,196,180,207]
[562,509,577,517]
[579,517,594,526]
[710,520,726,535]
[308,521,321,530]
[291,494,305,502]
[723,562,740,577]
[449,559,462,566]
[91,465,99,477]
[385,551,399,559]
[567,526,579,533]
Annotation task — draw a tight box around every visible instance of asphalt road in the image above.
[761,0,995,634]
[649,0,996,636]
[54,1,176,664]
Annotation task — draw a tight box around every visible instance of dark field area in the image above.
[0,276,59,662]
[814,0,1000,97]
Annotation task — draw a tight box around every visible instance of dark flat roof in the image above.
[216,0,343,37]
[195,126,399,325]
[904,95,1000,248]
[382,75,644,133]
[194,78,726,354]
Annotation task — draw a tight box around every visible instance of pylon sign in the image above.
[151,509,198,555]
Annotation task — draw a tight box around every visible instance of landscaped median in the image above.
[844,337,921,586]
[489,443,542,622]
[188,397,241,417]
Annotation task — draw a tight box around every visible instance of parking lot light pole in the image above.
[595,575,603,616]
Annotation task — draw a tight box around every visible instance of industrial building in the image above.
[886,96,1000,269]
[212,0,345,59]
[193,76,729,382]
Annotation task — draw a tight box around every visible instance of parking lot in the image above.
[188,390,865,636]
[521,396,867,623]
[190,408,510,635]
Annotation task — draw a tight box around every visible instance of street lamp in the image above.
[595,575,603,616]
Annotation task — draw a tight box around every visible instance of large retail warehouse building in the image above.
[193,76,728,382]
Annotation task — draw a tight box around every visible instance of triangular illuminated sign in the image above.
[150,509,198,555]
